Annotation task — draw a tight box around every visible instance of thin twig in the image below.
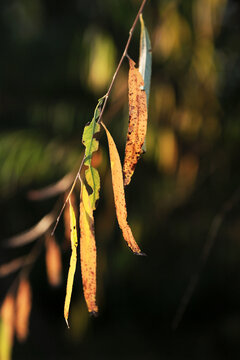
[97,0,148,125]
[51,0,148,234]
[172,186,240,330]
[51,155,85,235]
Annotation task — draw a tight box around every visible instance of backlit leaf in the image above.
[79,179,98,315]
[15,279,32,342]
[64,199,78,328]
[123,59,148,186]
[82,97,105,209]
[0,295,15,360]
[45,235,62,287]
[139,14,152,153]
[101,122,143,255]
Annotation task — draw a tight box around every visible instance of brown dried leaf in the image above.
[123,58,148,186]
[45,235,62,287]
[79,180,98,315]
[101,122,143,255]
[15,279,32,342]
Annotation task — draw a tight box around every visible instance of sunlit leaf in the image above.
[15,279,32,342]
[82,97,105,209]
[79,179,98,315]
[45,235,62,287]
[139,14,152,153]
[139,14,152,107]
[0,295,15,360]
[64,199,78,328]
[123,59,148,186]
[101,122,144,255]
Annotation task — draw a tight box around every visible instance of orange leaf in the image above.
[15,279,32,342]
[101,122,143,255]
[123,58,148,186]
[64,198,78,327]
[45,235,62,287]
[0,294,15,360]
[79,180,98,315]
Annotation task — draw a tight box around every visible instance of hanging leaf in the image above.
[0,295,15,360]
[45,235,62,287]
[139,14,152,153]
[101,122,144,255]
[82,97,105,209]
[64,198,78,328]
[139,14,152,107]
[123,58,148,186]
[79,179,98,315]
[15,279,32,342]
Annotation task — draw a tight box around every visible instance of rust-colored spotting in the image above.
[123,58,148,186]
[15,279,32,342]
[79,180,98,314]
[101,122,143,255]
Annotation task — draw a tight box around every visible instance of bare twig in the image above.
[28,173,74,201]
[172,186,240,330]
[0,256,33,278]
[97,0,148,125]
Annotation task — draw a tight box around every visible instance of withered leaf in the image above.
[15,279,32,342]
[101,122,143,255]
[123,58,148,186]
[45,235,62,287]
[79,179,98,315]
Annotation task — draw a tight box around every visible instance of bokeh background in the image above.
[1,0,240,358]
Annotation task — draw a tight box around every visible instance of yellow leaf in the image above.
[15,279,32,342]
[79,180,98,315]
[101,122,143,255]
[45,235,62,287]
[64,198,78,328]
[123,58,148,186]
[0,295,15,360]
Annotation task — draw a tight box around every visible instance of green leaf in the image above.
[82,97,105,209]
[139,14,152,107]
[139,15,152,153]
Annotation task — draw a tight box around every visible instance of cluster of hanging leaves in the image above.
[63,16,151,326]
[0,279,32,360]
[0,16,152,348]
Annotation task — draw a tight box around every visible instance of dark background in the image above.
[1,0,240,358]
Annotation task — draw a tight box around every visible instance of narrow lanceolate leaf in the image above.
[15,279,32,342]
[45,235,62,287]
[139,14,152,107]
[101,122,143,255]
[79,180,98,315]
[0,295,15,360]
[123,59,148,186]
[82,97,105,209]
[139,14,152,153]
[64,199,78,328]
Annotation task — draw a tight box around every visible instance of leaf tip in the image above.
[134,251,147,257]
[89,311,98,318]
[65,317,70,329]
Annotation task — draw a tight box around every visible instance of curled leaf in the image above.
[79,180,98,314]
[82,97,104,209]
[64,199,78,328]
[45,235,62,287]
[123,58,148,186]
[139,14,152,153]
[15,279,32,342]
[101,122,142,255]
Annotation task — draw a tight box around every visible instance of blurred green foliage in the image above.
[1,0,240,359]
